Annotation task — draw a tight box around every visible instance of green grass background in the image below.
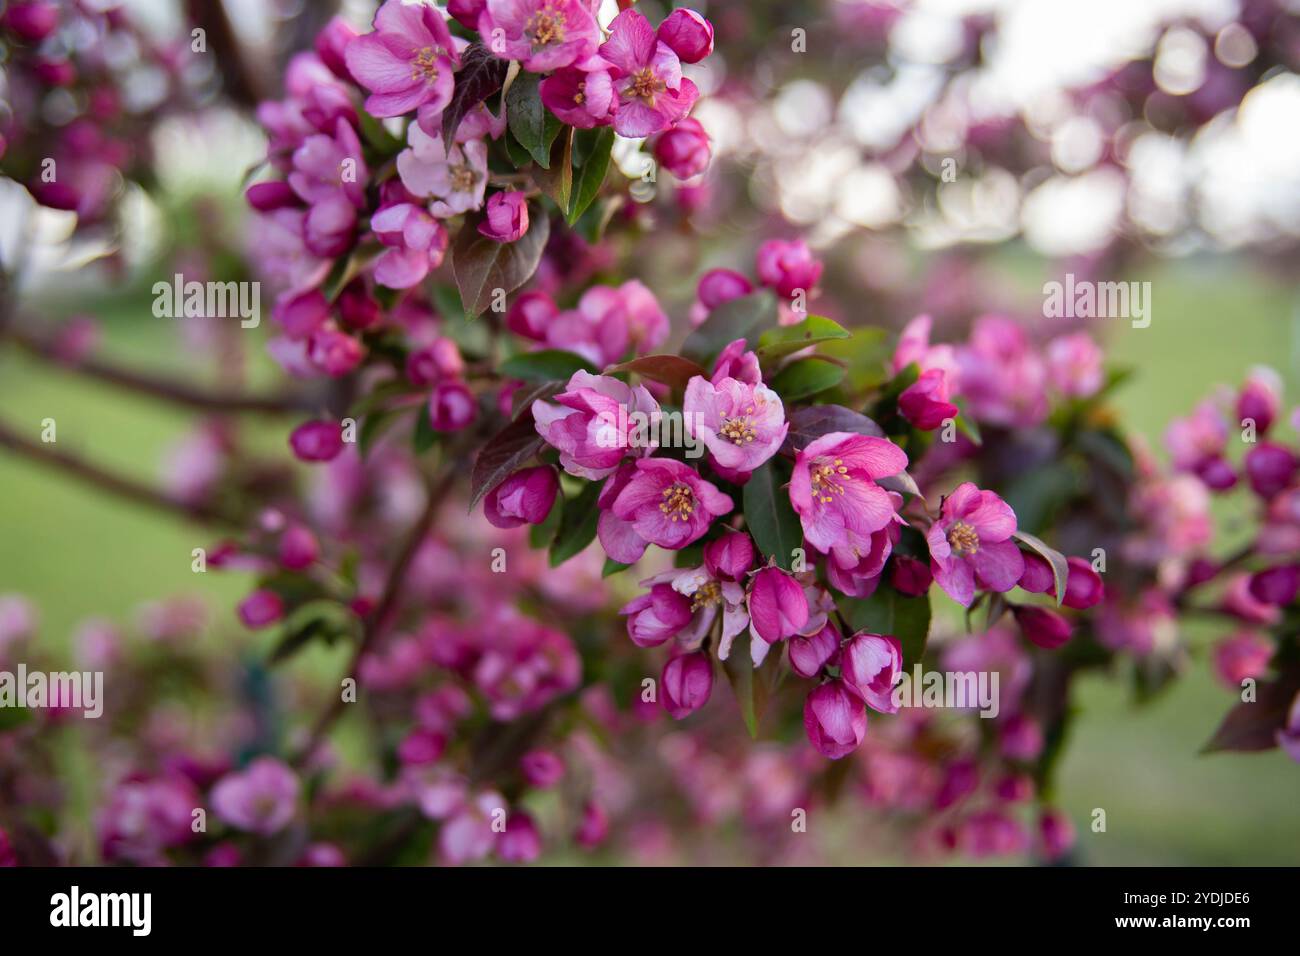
[1,258,1297,864]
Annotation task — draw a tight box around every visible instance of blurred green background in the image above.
[1,255,1297,864]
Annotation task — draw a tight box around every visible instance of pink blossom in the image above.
[698,270,753,311]
[710,338,761,385]
[498,812,542,863]
[429,380,477,432]
[620,582,692,647]
[481,0,601,72]
[1244,442,1297,498]
[955,316,1048,428]
[397,122,488,217]
[803,680,867,759]
[288,117,367,210]
[1013,606,1072,649]
[211,758,299,836]
[891,554,932,596]
[278,525,319,570]
[484,466,559,528]
[662,651,714,719]
[1039,808,1076,860]
[289,420,344,462]
[703,530,755,582]
[3,2,59,43]
[237,589,284,630]
[1237,366,1282,434]
[406,338,465,385]
[520,750,564,788]
[1164,398,1229,471]
[308,327,365,376]
[657,8,714,63]
[683,375,788,473]
[439,791,505,864]
[371,202,449,289]
[1000,714,1044,761]
[840,632,902,714]
[790,432,908,570]
[274,288,331,339]
[1063,556,1103,609]
[478,191,530,242]
[788,621,841,679]
[98,775,198,865]
[532,370,661,479]
[824,522,898,597]
[508,291,559,341]
[747,566,809,648]
[1212,631,1273,688]
[645,565,750,656]
[609,458,733,552]
[898,367,958,431]
[756,239,823,299]
[540,68,614,128]
[654,117,711,179]
[543,280,669,366]
[471,611,580,720]
[926,482,1024,607]
[343,0,457,118]
[314,17,358,81]
[600,8,699,138]
[1046,332,1103,398]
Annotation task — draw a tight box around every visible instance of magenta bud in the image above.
[1017,553,1055,594]
[483,466,559,529]
[1245,442,1297,499]
[840,632,902,713]
[477,192,529,243]
[289,420,344,462]
[1194,454,1238,491]
[1013,606,1072,649]
[520,750,564,788]
[654,117,711,179]
[237,589,284,629]
[620,583,693,647]
[1247,564,1300,606]
[662,651,714,719]
[273,289,331,338]
[337,280,381,331]
[1237,369,1280,435]
[429,380,477,432]
[397,727,446,766]
[802,680,867,759]
[696,269,753,310]
[3,2,60,42]
[1038,808,1076,860]
[406,337,464,386]
[747,566,809,643]
[788,621,841,679]
[656,8,714,63]
[308,328,364,377]
[314,16,359,81]
[498,811,542,863]
[703,530,755,581]
[755,238,823,299]
[891,554,932,596]
[447,0,487,29]
[1062,556,1103,610]
[999,714,1044,761]
[506,291,558,341]
[278,524,319,571]
[245,180,299,212]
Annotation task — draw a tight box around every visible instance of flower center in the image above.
[527,9,566,47]
[719,409,757,445]
[629,67,666,104]
[946,520,980,556]
[450,163,477,193]
[411,47,441,84]
[691,580,722,611]
[659,481,695,522]
[810,457,848,504]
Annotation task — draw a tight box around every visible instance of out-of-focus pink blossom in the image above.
[1046,332,1104,398]
[290,420,344,462]
[755,238,823,299]
[211,758,299,836]
[429,380,477,432]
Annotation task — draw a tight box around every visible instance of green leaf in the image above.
[533,127,574,212]
[743,460,803,571]
[358,111,403,157]
[500,349,597,382]
[608,354,707,392]
[818,327,891,392]
[842,588,932,667]
[550,481,601,566]
[602,558,631,578]
[505,72,563,167]
[451,206,550,316]
[769,357,846,402]
[721,634,783,738]
[756,314,850,361]
[270,600,358,665]
[681,292,779,367]
[412,407,438,455]
[359,408,404,458]
[1011,529,1069,605]
[567,126,615,224]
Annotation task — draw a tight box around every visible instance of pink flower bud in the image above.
[755,238,823,299]
[1237,367,1281,435]
[898,368,958,430]
[662,651,714,719]
[574,800,608,850]
[397,727,446,765]
[1245,442,1297,499]
[3,2,60,42]
[278,524,319,570]
[237,589,284,630]
[747,567,809,643]
[520,750,564,788]
[1194,455,1237,491]
[406,338,465,385]
[429,380,477,432]
[447,0,487,29]
[620,583,693,647]
[498,812,542,863]
[245,180,299,212]
[1000,714,1043,761]
[697,269,753,310]
[1038,808,1076,860]
[1017,552,1055,594]
[995,773,1034,802]
[1212,631,1273,688]
[656,8,714,63]
[1248,564,1300,606]
[308,328,364,376]
[338,280,381,330]
[314,17,359,81]
[507,291,558,341]
[654,117,711,179]
[1062,556,1103,609]
[478,192,530,243]
[788,621,840,678]
[274,289,331,338]
[1013,606,1072,649]
[289,420,344,462]
[802,680,867,759]
[484,466,560,529]
[703,531,755,581]
[840,632,902,713]
[891,554,932,596]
